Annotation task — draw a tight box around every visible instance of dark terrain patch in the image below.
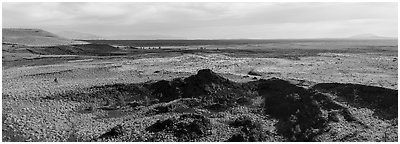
[45,69,398,142]
[146,113,212,141]
[24,44,121,56]
[256,78,329,141]
[227,115,267,142]
[97,125,124,140]
[312,83,398,119]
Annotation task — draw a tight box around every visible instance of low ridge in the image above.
[2,28,89,46]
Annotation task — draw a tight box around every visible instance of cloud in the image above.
[2,2,397,39]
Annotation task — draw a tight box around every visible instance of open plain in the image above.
[2,35,398,142]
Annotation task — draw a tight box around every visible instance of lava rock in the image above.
[146,113,211,141]
[248,70,262,76]
[312,83,398,120]
[328,111,340,122]
[236,97,252,105]
[230,116,254,128]
[146,119,176,132]
[312,83,397,110]
[150,80,181,102]
[204,103,229,112]
[98,125,124,139]
[257,78,328,141]
[227,134,246,142]
[228,116,265,142]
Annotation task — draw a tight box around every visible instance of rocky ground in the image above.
[2,52,398,142]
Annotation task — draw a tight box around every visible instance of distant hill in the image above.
[2,28,89,47]
[348,34,396,40]
[56,31,105,40]
[106,34,185,40]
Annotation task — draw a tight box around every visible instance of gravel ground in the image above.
[2,53,397,141]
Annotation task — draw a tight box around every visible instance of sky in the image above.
[2,2,398,39]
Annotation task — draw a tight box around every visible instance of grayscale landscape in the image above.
[2,2,398,142]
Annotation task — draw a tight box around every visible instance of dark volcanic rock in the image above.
[181,69,234,98]
[153,105,172,114]
[257,78,328,141]
[313,93,345,110]
[150,80,181,102]
[148,69,234,103]
[146,119,175,133]
[204,103,229,112]
[147,98,201,115]
[227,115,266,142]
[257,78,319,118]
[127,101,141,108]
[248,70,262,76]
[328,111,340,122]
[174,114,212,140]
[98,125,124,140]
[312,92,365,124]
[236,97,252,105]
[312,83,397,109]
[312,83,398,119]
[147,69,253,112]
[230,115,254,128]
[227,134,246,142]
[146,114,212,141]
[52,69,398,142]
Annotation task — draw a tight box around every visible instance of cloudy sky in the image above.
[2,2,398,39]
